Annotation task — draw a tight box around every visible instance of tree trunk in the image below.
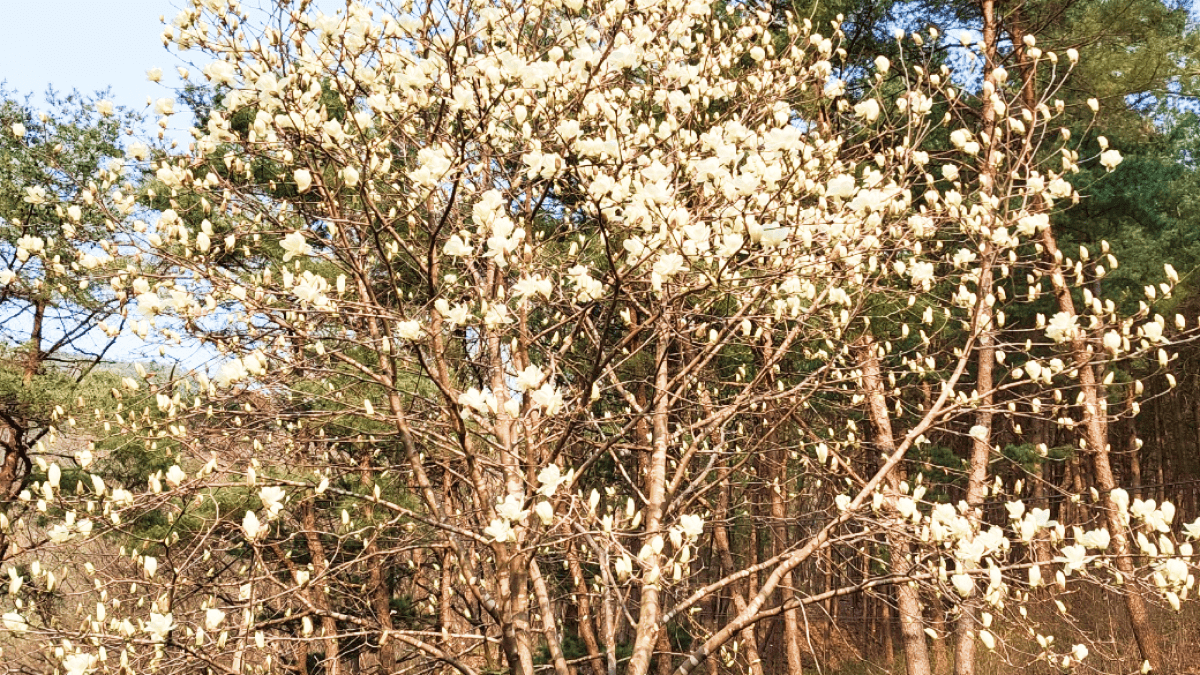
[301,501,342,675]
[1128,386,1142,501]
[531,558,572,675]
[712,464,767,675]
[627,319,673,675]
[769,451,803,675]
[954,5,1001,672]
[568,548,608,675]
[1038,226,1166,673]
[859,339,933,675]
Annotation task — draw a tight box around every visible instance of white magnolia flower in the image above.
[62,653,96,675]
[1100,149,1122,171]
[679,514,704,539]
[1161,557,1189,584]
[1059,544,1088,573]
[1103,331,1123,354]
[294,272,329,305]
[496,493,527,522]
[280,231,313,261]
[1078,528,1110,550]
[826,174,856,198]
[435,299,470,326]
[294,169,313,192]
[949,129,973,149]
[204,608,227,631]
[951,574,974,597]
[165,465,187,487]
[144,612,174,642]
[535,501,555,525]
[217,358,249,388]
[1045,312,1077,344]
[16,236,44,262]
[951,248,977,268]
[853,98,880,122]
[1183,517,1200,540]
[1141,320,1164,343]
[530,383,564,415]
[458,388,494,415]
[11,123,26,138]
[259,486,286,517]
[484,518,515,542]
[614,555,633,580]
[537,465,569,497]
[516,365,546,392]
[652,253,687,284]
[204,60,237,85]
[483,302,513,329]
[242,510,264,539]
[2,611,28,633]
[1015,212,1048,236]
[443,233,472,256]
[23,186,47,205]
[143,555,158,578]
[47,523,74,544]
[146,67,163,82]
[396,320,423,340]
[909,261,935,288]
[126,142,150,161]
[1005,501,1025,520]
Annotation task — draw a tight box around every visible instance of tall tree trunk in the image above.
[771,468,804,675]
[568,548,608,675]
[301,501,342,675]
[954,4,1000,671]
[1038,226,1166,673]
[628,318,673,675]
[1128,386,1142,501]
[712,464,767,675]
[22,301,44,385]
[530,559,572,675]
[1002,10,1168,665]
[860,339,933,675]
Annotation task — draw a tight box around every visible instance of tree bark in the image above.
[956,0,1001,666]
[859,339,933,675]
[1038,226,1166,673]
[568,548,608,675]
[301,501,342,675]
[628,318,673,675]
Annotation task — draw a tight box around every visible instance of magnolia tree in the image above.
[3,1,1199,675]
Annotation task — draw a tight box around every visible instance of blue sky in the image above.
[0,0,185,110]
